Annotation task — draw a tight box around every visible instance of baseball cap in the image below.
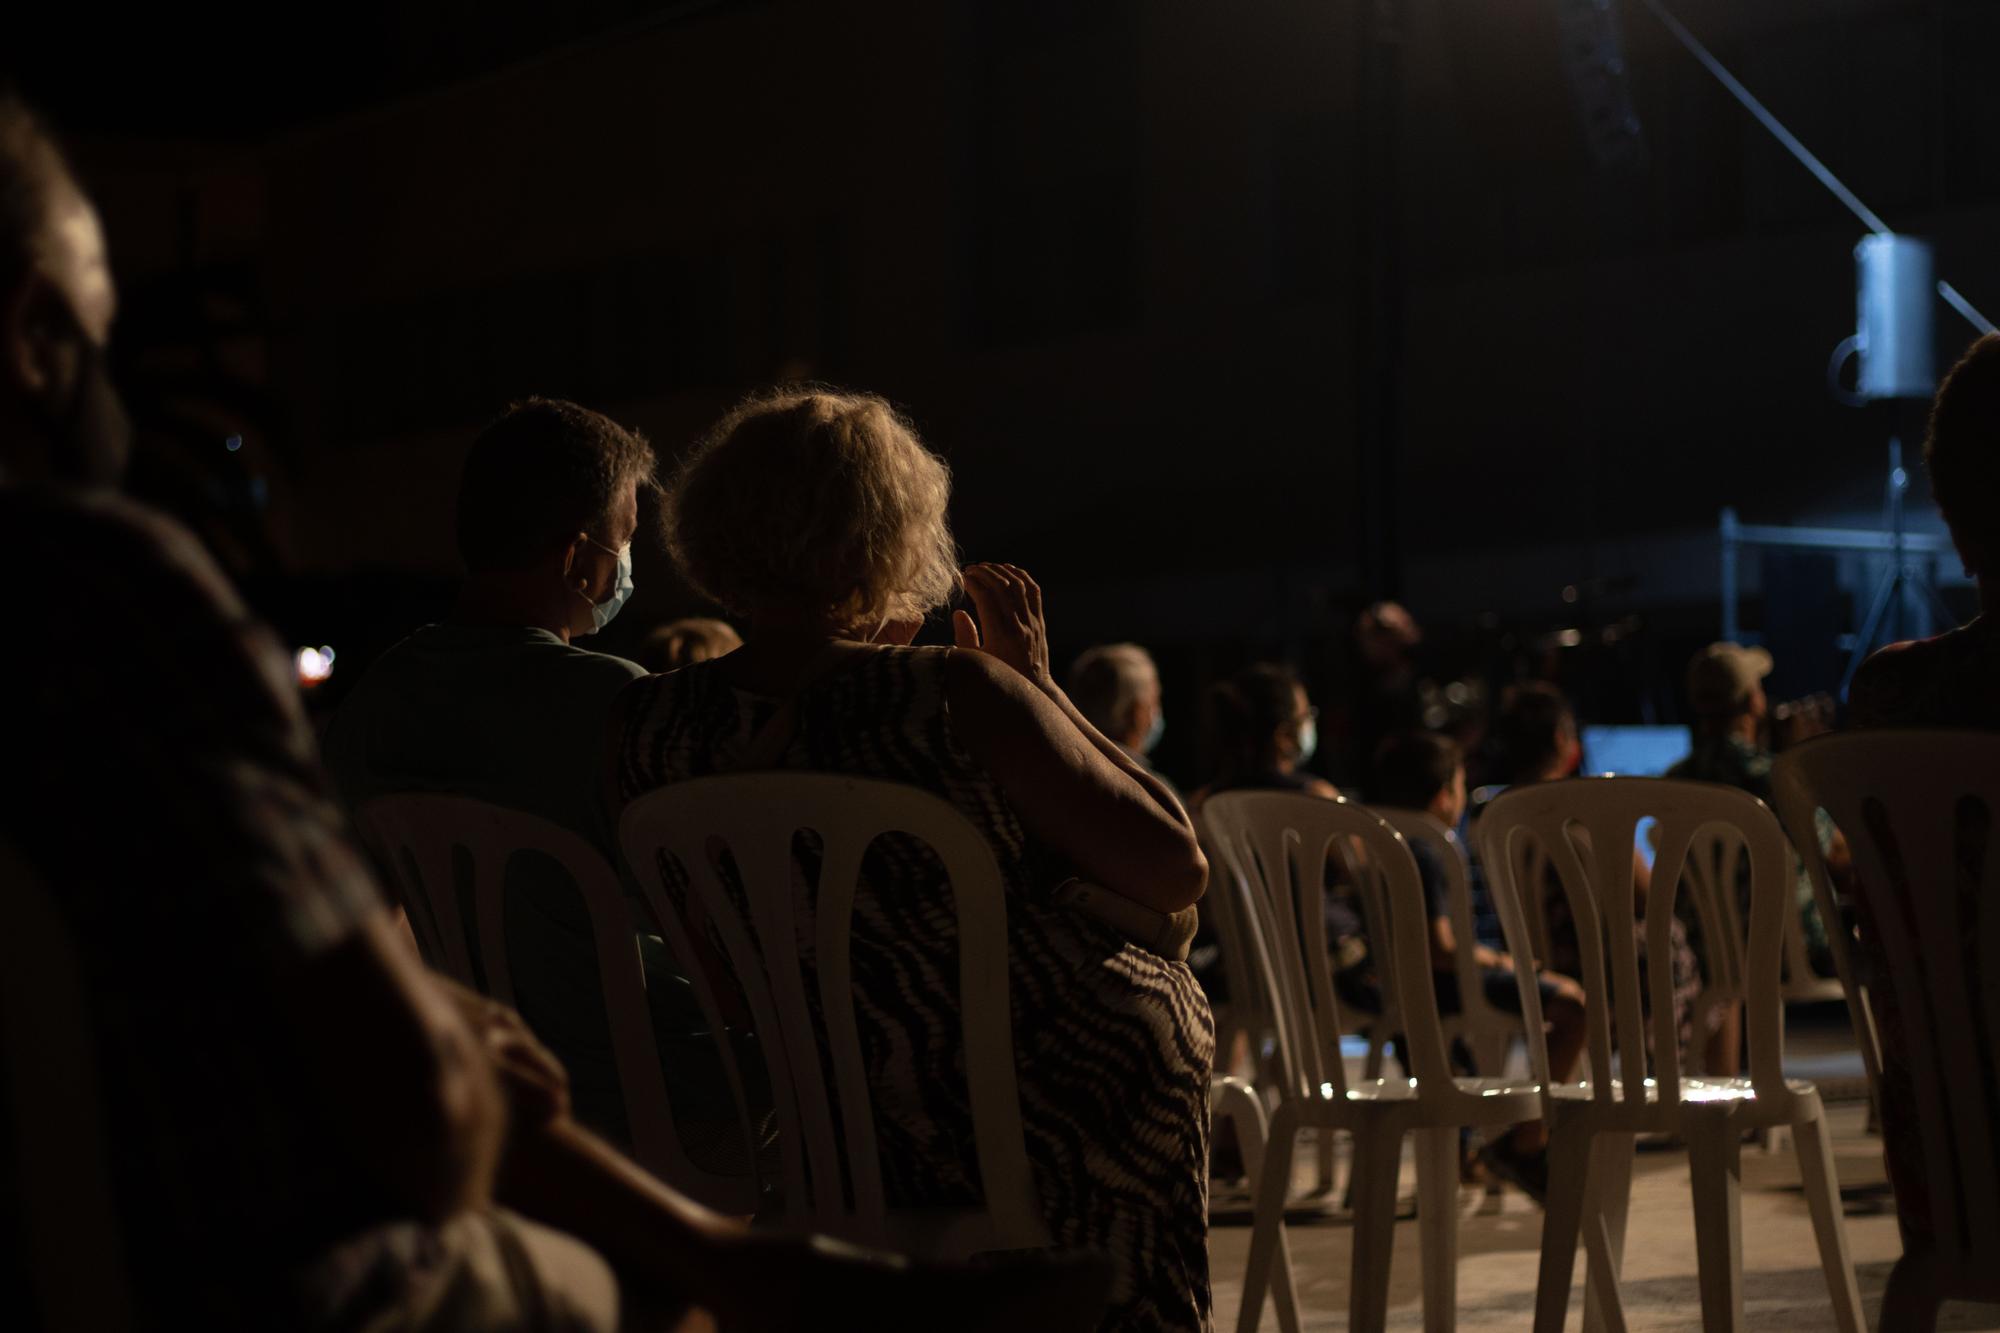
[1686,642,1773,717]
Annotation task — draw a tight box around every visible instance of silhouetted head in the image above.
[1492,681,1578,785]
[1069,642,1164,754]
[456,397,655,640]
[1926,332,2000,592]
[637,617,743,672]
[1208,662,1316,780]
[0,95,127,487]
[1372,730,1466,824]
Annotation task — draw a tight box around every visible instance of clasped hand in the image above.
[952,562,1052,687]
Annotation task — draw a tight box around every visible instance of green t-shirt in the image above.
[324,623,643,853]
[323,623,650,1139]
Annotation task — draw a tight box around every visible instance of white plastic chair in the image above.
[1210,1073,1304,1333]
[1200,813,1397,1199]
[1203,790,1544,1333]
[617,773,1048,1259]
[1,844,133,1332]
[1772,730,2000,1330]
[1477,777,1864,1333]
[1374,808,1519,1080]
[357,794,760,1216]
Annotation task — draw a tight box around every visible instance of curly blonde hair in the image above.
[666,388,959,629]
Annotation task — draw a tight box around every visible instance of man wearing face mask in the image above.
[1067,641,1180,798]
[324,398,674,1147]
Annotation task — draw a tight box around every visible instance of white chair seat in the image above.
[1548,1075,1818,1106]
[1310,1076,1542,1119]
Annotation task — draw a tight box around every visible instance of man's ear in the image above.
[559,532,591,586]
[3,273,62,400]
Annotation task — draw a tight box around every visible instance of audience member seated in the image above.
[1666,641,1839,1073]
[0,102,1105,1332]
[1848,331,2000,1253]
[1191,661,1332,805]
[1484,684,1708,1086]
[637,616,743,673]
[1367,732,1587,1190]
[323,400,727,1153]
[1068,641,1178,797]
[1187,662,1339,1014]
[607,388,1213,1333]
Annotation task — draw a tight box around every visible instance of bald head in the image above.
[0,96,124,485]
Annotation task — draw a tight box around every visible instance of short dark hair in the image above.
[455,398,655,572]
[1926,333,2000,566]
[1372,731,1463,811]
[1207,661,1304,778]
[1493,680,1576,783]
[0,94,75,291]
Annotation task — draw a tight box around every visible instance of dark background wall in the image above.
[10,0,1997,773]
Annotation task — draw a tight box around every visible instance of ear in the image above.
[3,273,62,400]
[559,532,592,586]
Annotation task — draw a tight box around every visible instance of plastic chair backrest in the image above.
[1199,820,1273,1070]
[1200,790,1493,1115]
[1372,807,1518,1052]
[356,795,758,1214]
[1476,777,1801,1122]
[1771,730,2000,1270]
[1,844,133,1331]
[1678,822,1749,1003]
[617,773,1046,1253]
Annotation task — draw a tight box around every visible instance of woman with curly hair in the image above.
[608,388,1214,1332]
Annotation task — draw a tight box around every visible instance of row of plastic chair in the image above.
[1202,776,1868,1333]
[364,779,1309,1318]
[362,775,1054,1256]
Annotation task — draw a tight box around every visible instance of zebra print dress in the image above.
[612,645,1214,1332]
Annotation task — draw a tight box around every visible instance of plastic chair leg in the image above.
[1685,1117,1746,1333]
[1415,1126,1459,1333]
[1582,1133,1634,1333]
[1348,1119,1406,1333]
[1216,1080,1302,1333]
[1314,1126,1338,1196]
[1791,1110,1864,1333]
[1534,1125,1594,1333]
[1237,1106,1301,1333]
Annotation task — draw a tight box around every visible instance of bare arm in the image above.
[276,910,505,1224]
[946,564,1207,912]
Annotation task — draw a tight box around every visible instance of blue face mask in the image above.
[1295,717,1318,764]
[1140,711,1166,756]
[573,538,633,635]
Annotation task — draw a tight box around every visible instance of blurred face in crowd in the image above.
[1279,682,1318,766]
[2,166,127,486]
[1434,763,1468,827]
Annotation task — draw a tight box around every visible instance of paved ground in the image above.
[1208,1022,2000,1331]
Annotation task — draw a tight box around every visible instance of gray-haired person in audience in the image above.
[0,97,1103,1332]
[1067,641,1178,797]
